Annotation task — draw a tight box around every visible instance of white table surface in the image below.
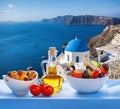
[0,79,120,109]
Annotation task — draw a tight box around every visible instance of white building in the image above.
[64,38,89,63]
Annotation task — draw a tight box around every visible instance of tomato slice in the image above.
[91,70,99,79]
[72,70,83,78]
[100,67,107,74]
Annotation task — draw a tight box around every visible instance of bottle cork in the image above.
[49,47,56,56]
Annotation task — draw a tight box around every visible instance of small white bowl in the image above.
[66,75,108,93]
[3,71,38,96]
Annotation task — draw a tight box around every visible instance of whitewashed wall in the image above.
[64,51,89,63]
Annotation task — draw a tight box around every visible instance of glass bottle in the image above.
[41,47,63,93]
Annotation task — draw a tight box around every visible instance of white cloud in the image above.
[8,4,14,8]
[4,4,15,13]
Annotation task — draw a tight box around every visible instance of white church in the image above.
[58,37,89,64]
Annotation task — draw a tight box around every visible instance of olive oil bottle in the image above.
[42,47,63,92]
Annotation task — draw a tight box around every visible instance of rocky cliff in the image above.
[41,15,120,25]
[87,24,120,57]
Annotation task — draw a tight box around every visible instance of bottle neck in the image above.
[47,50,57,74]
[48,53,57,64]
[48,65,57,75]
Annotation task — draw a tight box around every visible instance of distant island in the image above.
[40,15,120,25]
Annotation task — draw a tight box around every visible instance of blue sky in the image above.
[0,0,120,21]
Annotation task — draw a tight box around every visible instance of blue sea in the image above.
[0,22,105,78]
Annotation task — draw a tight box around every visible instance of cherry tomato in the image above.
[29,84,42,96]
[42,85,54,96]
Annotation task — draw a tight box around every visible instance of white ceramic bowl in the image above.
[66,75,108,93]
[3,71,38,96]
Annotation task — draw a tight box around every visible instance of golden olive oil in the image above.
[42,47,63,93]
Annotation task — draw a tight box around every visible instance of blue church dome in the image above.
[65,38,89,52]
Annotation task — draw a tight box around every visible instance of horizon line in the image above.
[0,14,120,22]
